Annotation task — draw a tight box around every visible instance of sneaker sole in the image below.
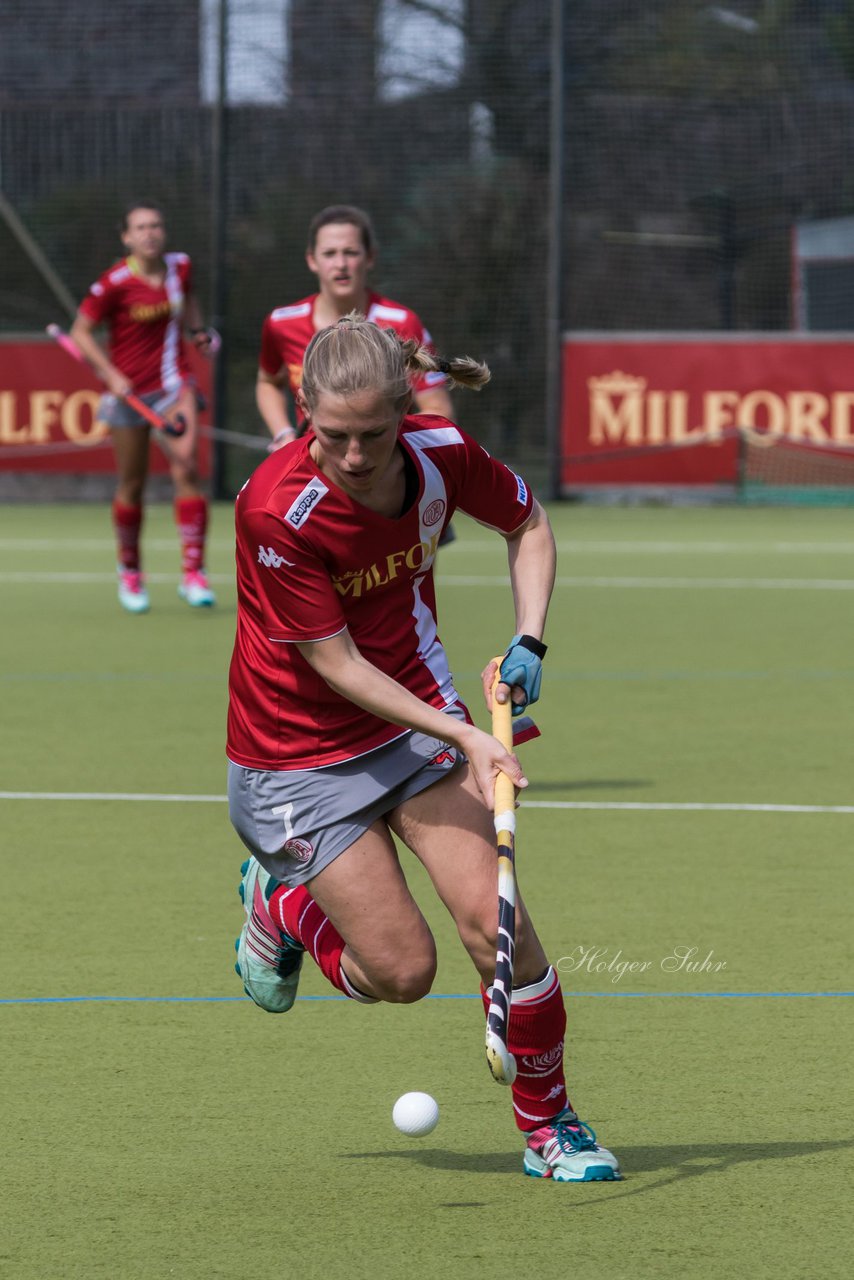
[178,585,215,608]
[118,595,150,614]
[523,1152,621,1182]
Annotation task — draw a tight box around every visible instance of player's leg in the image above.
[236,820,437,1008]
[109,414,151,613]
[389,764,621,1181]
[389,761,547,986]
[157,383,215,607]
[228,737,457,1012]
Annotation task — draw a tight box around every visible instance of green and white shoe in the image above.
[179,570,216,607]
[118,568,150,614]
[234,857,303,1013]
[524,1109,622,1182]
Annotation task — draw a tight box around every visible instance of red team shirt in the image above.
[258,292,448,402]
[227,417,534,770]
[79,253,194,394]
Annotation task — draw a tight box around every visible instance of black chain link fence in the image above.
[3,1,854,495]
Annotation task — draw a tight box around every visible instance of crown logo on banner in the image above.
[587,370,648,396]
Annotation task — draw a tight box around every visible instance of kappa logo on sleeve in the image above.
[284,478,330,528]
[257,545,295,569]
[508,468,528,505]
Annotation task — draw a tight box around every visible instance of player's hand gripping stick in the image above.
[46,324,187,437]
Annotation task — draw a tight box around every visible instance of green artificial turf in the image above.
[0,501,851,1278]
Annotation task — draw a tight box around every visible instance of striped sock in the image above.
[112,500,143,571]
[481,966,569,1130]
[269,883,377,1003]
[174,496,208,574]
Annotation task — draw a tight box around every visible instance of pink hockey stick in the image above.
[46,324,187,437]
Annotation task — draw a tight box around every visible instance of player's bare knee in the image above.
[372,951,437,1003]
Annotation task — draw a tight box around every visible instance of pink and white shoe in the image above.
[117,568,150,614]
[524,1109,622,1181]
[178,569,216,607]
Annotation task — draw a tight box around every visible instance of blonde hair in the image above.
[301,312,490,415]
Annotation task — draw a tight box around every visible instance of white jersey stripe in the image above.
[405,425,464,450]
[161,257,184,392]
[407,440,457,707]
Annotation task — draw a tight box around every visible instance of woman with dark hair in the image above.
[256,204,452,450]
[70,203,216,613]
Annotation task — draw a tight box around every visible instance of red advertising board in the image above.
[0,336,212,475]
[561,334,854,489]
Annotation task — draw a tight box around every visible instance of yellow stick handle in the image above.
[491,657,516,822]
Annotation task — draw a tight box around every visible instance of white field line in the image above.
[2,570,853,590]
[434,575,854,591]
[524,801,854,814]
[0,537,238,552]
[0,792,852,814]
[0,571,232,584]
[459,540,854,554]
[3,537,854,554]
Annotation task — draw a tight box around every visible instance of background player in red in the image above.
[255,204,452,449]
[70,202,216,614]
[228,313,621,1183]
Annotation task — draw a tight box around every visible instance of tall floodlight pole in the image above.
[545,0,565,500]
[210,0,229,497]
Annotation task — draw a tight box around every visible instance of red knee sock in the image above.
[481,966,569,1131]
[112,500,143,571]
[269,883,376,1003]
[174,496,208,574]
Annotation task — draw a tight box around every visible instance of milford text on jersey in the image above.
[332,532,442,597]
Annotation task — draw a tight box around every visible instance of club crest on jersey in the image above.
[257,545,294,569]
[423,498,446,527]
[283,837,313,863]
[285,478,329,528]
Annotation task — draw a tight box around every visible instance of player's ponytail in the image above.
[403,344,491,392]
[301,312,490,416]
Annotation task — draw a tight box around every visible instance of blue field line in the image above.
[1,990,853,1006]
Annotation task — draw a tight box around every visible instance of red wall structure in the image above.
[561,334,854,492]
[0,337,212,476]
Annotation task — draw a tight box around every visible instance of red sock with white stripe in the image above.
[481,966,569,1131]
[112,500,143,571]
[269,883,377,1003]
[174,496,208,574]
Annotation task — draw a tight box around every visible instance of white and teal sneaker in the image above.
[179,570,216,607]
[524,1109,622,1182]
[235,857,303,1013]
[118,568,150,614]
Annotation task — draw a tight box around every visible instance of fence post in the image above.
[545,0,565,500]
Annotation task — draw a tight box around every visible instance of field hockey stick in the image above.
[485,661,520,1086]
[46,324,187,437]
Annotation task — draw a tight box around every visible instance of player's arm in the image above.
[482,499,556,712]
[183,291,216,355]
[295,629,527,808]
[413,385,453,417]
[69,311,131,398]
[256,369,297,447]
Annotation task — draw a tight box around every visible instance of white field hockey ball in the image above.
[392,1092,440,1137]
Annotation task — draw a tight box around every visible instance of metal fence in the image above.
[3,1,854,495]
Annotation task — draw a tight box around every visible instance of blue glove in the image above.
[498,634,548,717]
